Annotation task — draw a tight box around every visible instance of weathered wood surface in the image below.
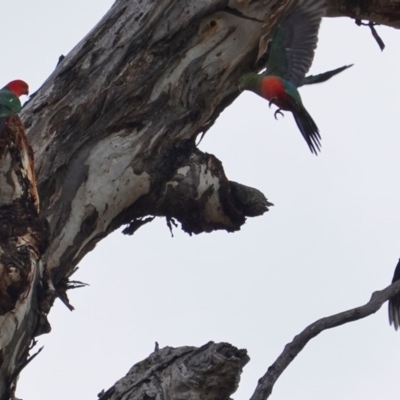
[98,342,249,400]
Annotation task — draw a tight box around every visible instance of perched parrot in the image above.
[239,0,349,154]
[0,80,29,134]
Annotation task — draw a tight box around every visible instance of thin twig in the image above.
[166,216,178,237]
[9,346,44,385]
[250,279,400,400]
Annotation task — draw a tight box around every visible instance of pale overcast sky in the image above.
[3,2,400,400]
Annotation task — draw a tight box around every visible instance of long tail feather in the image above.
[292,106,321,155]
[389,259,400,330]
[0,118,6,135]
[299,64,353,87]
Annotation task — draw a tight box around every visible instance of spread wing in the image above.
[266,0,326,86]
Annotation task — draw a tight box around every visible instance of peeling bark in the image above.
[24,0,281,286]
[0,118,48,399]
[0,0,398,398]
[22,0,400,293]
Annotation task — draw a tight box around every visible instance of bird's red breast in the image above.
[259,76,288,109]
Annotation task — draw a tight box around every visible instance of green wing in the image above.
[266,0,326,86]
[0,88,21,117]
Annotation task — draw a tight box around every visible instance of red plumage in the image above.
[260,76,288,109]
[4,80,29,97]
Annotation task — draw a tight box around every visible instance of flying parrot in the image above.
[0,80,29,134]
[239,0,350,154]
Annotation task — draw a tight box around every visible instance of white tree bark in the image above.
[24,0,278,283]
[0,0,399,398]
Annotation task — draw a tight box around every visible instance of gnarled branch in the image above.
[250,279,400,400]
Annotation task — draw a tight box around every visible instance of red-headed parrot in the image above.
[0,80,29,134]
[239,0,347,154]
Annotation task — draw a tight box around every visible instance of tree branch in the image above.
[249,279,400,400]
[23,0,282,285]
[326,0,400,29]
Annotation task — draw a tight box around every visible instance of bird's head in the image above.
[5,80,29,97]
[238,73,261,93]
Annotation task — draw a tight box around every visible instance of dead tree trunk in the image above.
[97,342,249,400]
[0,0,399,398]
